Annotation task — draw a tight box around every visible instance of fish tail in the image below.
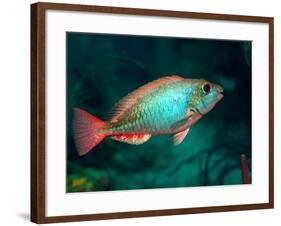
[73,108,107,156]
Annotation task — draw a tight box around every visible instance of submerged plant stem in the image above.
[240,154,250,184]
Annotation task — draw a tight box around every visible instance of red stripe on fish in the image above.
[111,133,151,145]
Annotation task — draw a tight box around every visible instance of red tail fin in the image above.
[72,108,106,156]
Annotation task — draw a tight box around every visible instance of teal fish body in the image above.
[73,75,224,156]
[106,76,223,135]
[108,80,193,134]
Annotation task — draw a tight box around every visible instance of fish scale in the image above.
[106,81,191,134]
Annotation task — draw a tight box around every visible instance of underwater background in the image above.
[67,32,252,192]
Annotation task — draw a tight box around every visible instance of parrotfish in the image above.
[73,75,223,156]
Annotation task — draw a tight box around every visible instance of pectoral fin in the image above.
[170,118,189,131]
[170,109,195,131]
[111,134,151,145]
[174,128,190,145]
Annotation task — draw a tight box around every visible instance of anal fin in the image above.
[111,134,151,145]
[174,128,190,145]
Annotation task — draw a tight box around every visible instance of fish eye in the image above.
[202,83,211,94]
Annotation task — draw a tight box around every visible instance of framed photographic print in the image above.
[31,2,274,223]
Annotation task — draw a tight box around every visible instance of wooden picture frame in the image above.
[31,2,274,223]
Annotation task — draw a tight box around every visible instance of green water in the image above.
[66,32,252,192]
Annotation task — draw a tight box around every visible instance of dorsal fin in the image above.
[110,75,184,121]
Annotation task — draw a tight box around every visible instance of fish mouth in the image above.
[217,91,224,100]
